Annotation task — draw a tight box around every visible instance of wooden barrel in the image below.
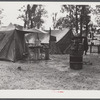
[70,55,83,70]
[70,43,83,70]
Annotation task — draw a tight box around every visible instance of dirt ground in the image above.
[0,53,100,90]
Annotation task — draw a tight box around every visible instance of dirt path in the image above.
[0,54,100,90]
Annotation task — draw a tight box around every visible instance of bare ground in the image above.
[0,54,100,90]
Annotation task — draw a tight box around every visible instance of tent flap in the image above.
[0,28,28,61]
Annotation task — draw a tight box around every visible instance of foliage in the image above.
[0,8,4,25]
[56,5,76,28]
[55,5,91,36]
[18,4,47,29]
[93,5,100,27]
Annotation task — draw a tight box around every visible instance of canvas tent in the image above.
[56,28,73,54]
[0,24,31,62]
[46,28,73,54]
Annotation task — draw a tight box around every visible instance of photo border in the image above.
[0,0,100,99]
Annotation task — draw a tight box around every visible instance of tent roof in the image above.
[0,23,23,31]
[0,24,43,34]
[24,28,48,34]
[25,31,49,44]
[26,28,71,44]
[45,28,70,42]
[0,24,49,35]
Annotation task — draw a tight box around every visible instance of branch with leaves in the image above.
[18,4,47,29]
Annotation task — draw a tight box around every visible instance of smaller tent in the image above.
[0,24,32,62]
[56,28,73,54]
[45,28,73,54]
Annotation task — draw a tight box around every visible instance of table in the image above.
[29,46,43,60]
[29,45,49,60]
[89,44,100,54]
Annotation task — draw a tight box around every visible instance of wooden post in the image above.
[90,43,92,53]
[45,48,49,60]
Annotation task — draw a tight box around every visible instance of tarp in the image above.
[25,28,49,44]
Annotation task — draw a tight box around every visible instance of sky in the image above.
[0,2,99,29]
[0,2,64,29]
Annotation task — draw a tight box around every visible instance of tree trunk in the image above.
[80,6,85,37]
[30,19,33,28]
[86,22,88,37]
[80,13,83,37]
[76,5,78,33]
